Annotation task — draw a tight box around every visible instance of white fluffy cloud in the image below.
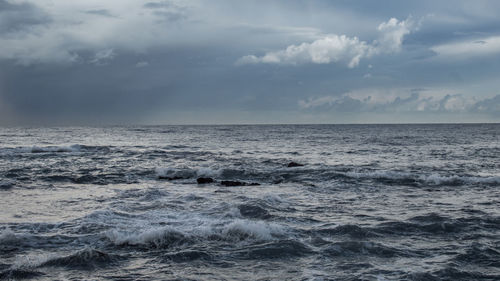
[238,34,370,68]
[374,17,413,53]
[238,17,414,68]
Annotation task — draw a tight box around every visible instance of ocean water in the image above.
[0,124,499,280]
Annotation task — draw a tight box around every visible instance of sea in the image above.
[0,124,499,280]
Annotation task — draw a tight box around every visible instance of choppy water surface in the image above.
[0,124,499,280]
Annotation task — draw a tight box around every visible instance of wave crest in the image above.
[105,218,288,249]
[106,226,188,248]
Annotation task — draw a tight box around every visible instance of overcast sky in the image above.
[1,0,499,124]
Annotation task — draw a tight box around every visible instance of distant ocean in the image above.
[1,124,499,280]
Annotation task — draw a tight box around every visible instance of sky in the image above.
[1,0,499,124]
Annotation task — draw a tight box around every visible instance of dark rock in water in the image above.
[197,177,214,184]
[220,180,260,187]
[220,180,245,186]
[287,161,304,167]
[158,176,184,180]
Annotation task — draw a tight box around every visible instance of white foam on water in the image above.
[11,253,53,270]
[106,226,184,247]
[155,167,196,179]
[222,219,285,240]
[344,170,412,180]
[0,145,78,156]
[30,144,81,153]
[343,170,500,185]
[262,193,287,205]
[196,167,221,177]
[155,166,223,179]
[422,173,500,185]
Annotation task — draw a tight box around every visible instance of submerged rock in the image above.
[197,177,214,184]
[220,180,260,187]
[287,162,304,167]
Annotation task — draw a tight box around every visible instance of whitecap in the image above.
[30,144,81,153]
[106,226,186,248]
[222,219,285,241]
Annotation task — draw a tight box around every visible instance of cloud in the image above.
[0,0,190,65]
[135,61,149,68]
[0,32,80,65]
[374,17,413,53]
[144,1,176,9]
[84,9,114,17]
[89,49,116,65]
[237,17,415,68]
[431,36,500,58]
[1,1,500,124]
[143,0,187,22]
[0,0,51,34]
[299,89,499,114]
[237,35,371,68]
[471,95,500,114]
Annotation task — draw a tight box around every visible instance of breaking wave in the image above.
[106,226,189,248]
[106,219,287,249]
[0,144,112,156]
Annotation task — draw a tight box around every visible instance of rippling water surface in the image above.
[0,124,499,280]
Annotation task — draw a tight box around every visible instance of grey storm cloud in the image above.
[0,0,500,124]
[0,0,51,34]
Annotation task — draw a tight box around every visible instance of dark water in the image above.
[0,124,499,280]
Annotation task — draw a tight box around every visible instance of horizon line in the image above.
[1,121,499,127]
